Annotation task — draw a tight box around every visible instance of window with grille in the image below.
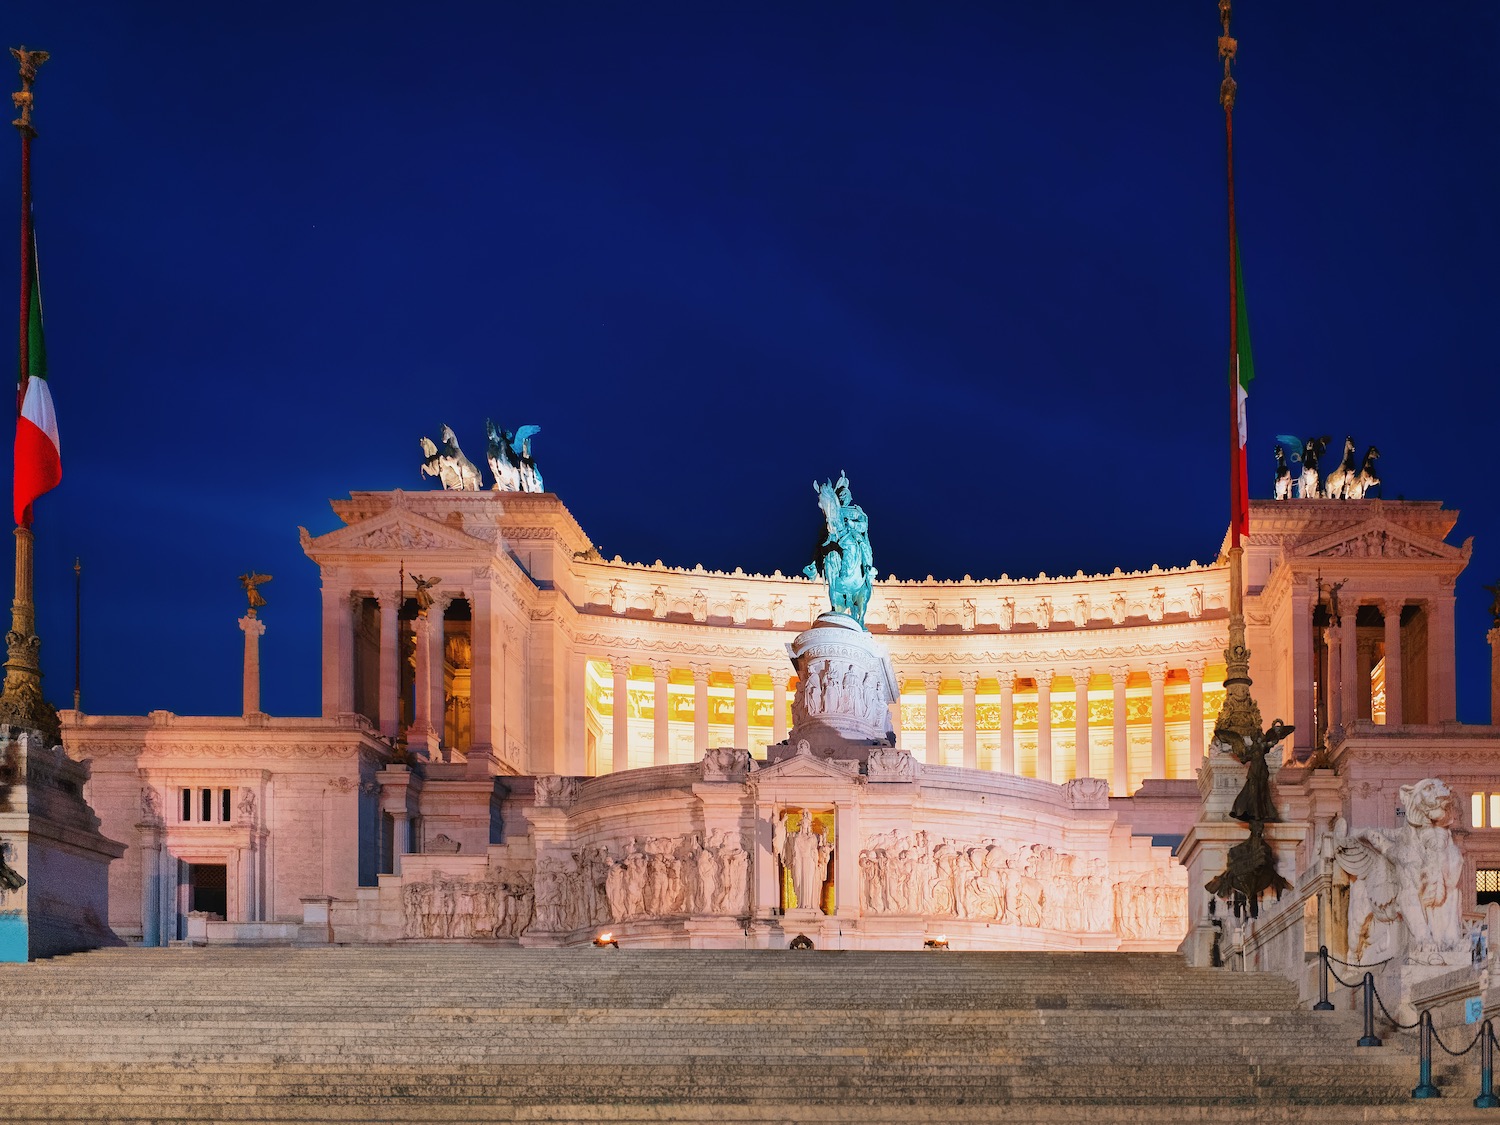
[1477,869,1500,906]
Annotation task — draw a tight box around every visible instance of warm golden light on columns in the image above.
[610,655,631,772]
[651,659,671,766]
[923,672,942,766]
[997,669,1015,773]
[960,672,979,770]
[1035,670,1054,783]
[772,673,788,744]
[1073,667,1091,779]
[1147,662,1167,779]
[1186,658,1206,774]
[1109,665,1129,795]
[731,668,750,751]
[690,662,710,754]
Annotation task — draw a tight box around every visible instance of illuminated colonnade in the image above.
[580,656,1225,795]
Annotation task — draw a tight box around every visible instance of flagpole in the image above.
[1212,2,1262,745]
[0,47,59,745]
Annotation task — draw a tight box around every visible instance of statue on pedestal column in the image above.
[774,808,832,914]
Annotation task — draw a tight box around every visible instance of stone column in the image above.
[377,590,400,738]
[1383,599,1405,727]
[1291,586,1316,757]
[1427,594,1458,723]
[1147,662,1167,780]
[467,578,499,771]
[731,669,750,752]
[960,672,978,771]
[997,669,1015,774]
[772,674,788,745]
[654,660,673,765]
[1110,665,1129,795]
[239,613,265,717]
[391,811,409,875]
[319,573,354,717]
[1073,668,1091,780]
[1356,636,1376,725]
[1489,627,1500,726]
[427,596,450,749]
[138,823,163,947]
[1186,658,1206,775]
[1035,670,1054,783]
[1338,604,1358,733]
[408,612,440,756]
[923,672,942,766]
[610,656,631,773]
[690,662,711,755]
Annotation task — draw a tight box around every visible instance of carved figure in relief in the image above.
[961,599,976,631]
[802,665,823,716]
[1336,778,1466,963]
[609,582,628,615]
[1111,592,1127,625]
[1189,586,1204,618]
[886,599,901,631]
[651,587,667,618]
[776,809,832,913]
[924,602,938,631]
[998,598,1015,630]
[1298,435,1331,499]
[821,660,843,714]
[731,594,748,625]
[1035,598,1052,630]
[1349,445,1381,500]
[419,425,484,491]
[804,472,875,627]
[770,596,787,629]
[691,590,708,622]
[1323,436,1358,501]
[140,786,162,821]
[483,421,544,493]
[1074,595,1090,627]
[238,572,272,613]
[1148,588,1165,622]
[237,788,256,822]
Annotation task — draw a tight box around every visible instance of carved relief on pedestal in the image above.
[402,867,535,940]
[603,831,750,921]
[534,775,580,809]
[867,747,916,782]
[774,809,833,914]
[701,747,755,781]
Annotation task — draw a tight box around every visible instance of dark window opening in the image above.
[200,788,212,822]
[181,788,192,821]
[1478,869,1500,907]
[221,788,232,822]
[188,863,228,918]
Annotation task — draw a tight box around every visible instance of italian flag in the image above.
[14,238,60,526]
[1231,232,1254,542]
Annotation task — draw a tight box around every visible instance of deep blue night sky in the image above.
[3,2,1496,721]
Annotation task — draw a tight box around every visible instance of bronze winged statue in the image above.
[238,572,272,613]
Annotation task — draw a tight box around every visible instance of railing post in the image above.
[1357,972,1382,1047]
[1477,1020,1500,1109]
[1313,945,1334,1011]
[1412,1010,1439,1099]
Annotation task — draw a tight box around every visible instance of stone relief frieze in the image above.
[701,748,755,781]
[857,832,1185,940]
[866,748,916,782]
[402,868,534,939]
[534,775,580,809]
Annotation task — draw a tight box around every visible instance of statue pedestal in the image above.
[0,727,125,961]
[767,614,899,763]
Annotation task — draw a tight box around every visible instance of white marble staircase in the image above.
[0,947,1488,1122]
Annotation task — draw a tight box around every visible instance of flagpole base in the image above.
[0,525,59,746]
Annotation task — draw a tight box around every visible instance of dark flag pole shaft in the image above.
[72,556,79,711]
[1213,2,1262,745]
[0,46,58,745]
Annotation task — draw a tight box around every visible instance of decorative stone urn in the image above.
[773,613,899,761]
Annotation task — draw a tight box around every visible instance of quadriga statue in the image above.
[1335,778,1466,964]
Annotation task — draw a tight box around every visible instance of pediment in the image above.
[1297,516,1464,563]
[301,508,491,559]
[752,747,863,786]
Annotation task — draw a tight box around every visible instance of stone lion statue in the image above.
[1335,778,1465,964]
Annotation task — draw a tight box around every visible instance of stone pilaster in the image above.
[1147,662,1167,779]
[654,660,674,765]
[1073,668,1091,780]
[1035,670,1053,783]
[1110,665,1129,795]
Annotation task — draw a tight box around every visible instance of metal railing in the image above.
[1313,944,1500,1106]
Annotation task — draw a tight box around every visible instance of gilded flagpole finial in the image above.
[1218,2,1237,112]
[10,47,47,138]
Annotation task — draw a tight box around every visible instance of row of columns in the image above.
[909,663,1207,792]
[607,659,790,771]
[1290,591,1454,753]
[321,580,513,767]
[601,659,1211,793]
